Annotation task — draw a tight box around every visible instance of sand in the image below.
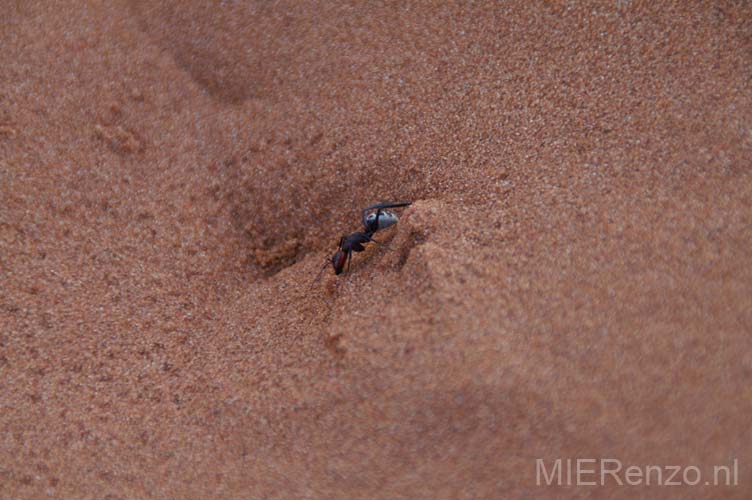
[2,1,751,498]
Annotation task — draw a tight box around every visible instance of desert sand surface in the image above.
[2,1,751,498]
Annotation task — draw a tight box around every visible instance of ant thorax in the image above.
[365,210,399,230]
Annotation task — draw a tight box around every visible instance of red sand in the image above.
[2,1,751,498]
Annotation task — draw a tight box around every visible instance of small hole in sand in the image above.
[397,230,426,269]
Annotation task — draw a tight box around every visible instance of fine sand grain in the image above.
[2,2,751,498]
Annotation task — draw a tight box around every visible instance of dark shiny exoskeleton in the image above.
[330,201,411,275]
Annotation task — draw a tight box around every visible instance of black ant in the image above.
[316,201,412,279]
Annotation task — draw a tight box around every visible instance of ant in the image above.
[317,201,412,279]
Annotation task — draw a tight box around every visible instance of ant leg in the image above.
[311,259,329,287]
[368,208,383,234]
[346,251,352,274]
[366,236,394,251]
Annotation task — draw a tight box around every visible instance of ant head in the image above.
[331,250,347,275]
[365,210,399,232]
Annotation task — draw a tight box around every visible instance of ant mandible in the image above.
[328,201,412,275]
